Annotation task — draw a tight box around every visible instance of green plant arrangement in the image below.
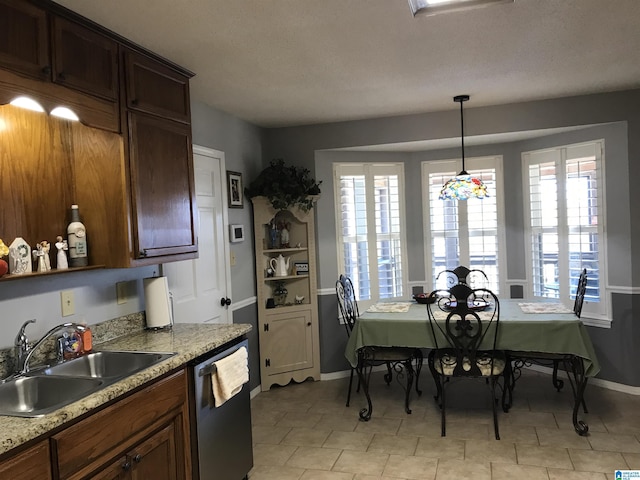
[245,159,322,211]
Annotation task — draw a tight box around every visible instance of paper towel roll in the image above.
[144,277,173,329]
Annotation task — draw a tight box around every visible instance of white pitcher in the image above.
[270,254,290,277]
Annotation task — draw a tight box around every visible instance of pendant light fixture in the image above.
[439,95,489,200]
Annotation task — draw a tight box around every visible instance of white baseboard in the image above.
[250,385,262,399]
[522,364,640,395]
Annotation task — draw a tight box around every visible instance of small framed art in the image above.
[294,262,309,275]
[227,171,244,208]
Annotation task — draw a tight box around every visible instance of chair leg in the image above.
[552,359,564,391]
[346,367,354,407]
[440,376,447,437]
[384,362,393,384]
[490,377,500,440]
[403,360,415,415]
[414,349,423,396]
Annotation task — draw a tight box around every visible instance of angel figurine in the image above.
[55,236,69,270]
[33,243,47,272]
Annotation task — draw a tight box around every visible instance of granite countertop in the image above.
[0,322,252,456]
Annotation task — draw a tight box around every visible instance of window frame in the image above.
[333,162,409,310]
[522,139,609,323]
[421,155,506,294]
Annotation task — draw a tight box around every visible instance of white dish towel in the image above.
[211,346,249,407]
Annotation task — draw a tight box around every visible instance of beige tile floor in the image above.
[249,368,640,480]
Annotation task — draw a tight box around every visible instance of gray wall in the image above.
[264,89,640,385]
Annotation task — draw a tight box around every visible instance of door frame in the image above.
[193,144,233,317]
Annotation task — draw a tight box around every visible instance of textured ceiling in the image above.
[54,0,640,128]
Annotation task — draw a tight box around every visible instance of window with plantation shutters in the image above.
[334,163,407,306]
[422,156,505,294]
[523,140,606,318]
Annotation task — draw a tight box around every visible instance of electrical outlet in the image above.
[116,282,127,305]
[61,290,75,317]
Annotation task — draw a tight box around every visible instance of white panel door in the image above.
[164,146,231,324]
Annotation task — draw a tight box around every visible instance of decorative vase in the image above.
[273,281,288,306]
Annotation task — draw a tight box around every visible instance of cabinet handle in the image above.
[307,322,312,326]
[133,453,142,463]
[139,250,148,258]
[220,297,231,307]
[41,65,51,75]
[58,72,66,81]
[131,98,139,106]
[122,461,131,471]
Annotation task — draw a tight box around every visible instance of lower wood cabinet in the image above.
[0,440,52,480]
[50,369,189,480]
[90,423,178,480]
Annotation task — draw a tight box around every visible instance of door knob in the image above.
[220,297,231,306]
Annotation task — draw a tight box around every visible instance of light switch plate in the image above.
[61,290,75,317]
[116,282,127,305]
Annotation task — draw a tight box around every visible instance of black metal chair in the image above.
[573,268,588,318]
[503,268,590,435]
[426,284,505,440]
[336,274,422,420]
[436,265,489,290]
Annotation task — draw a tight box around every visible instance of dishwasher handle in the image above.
[198,363,218,377]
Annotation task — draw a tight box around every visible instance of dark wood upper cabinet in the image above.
[125,50,191,124]
[0,0,50,81]
[51,16,119,101]
[128,111,197,260]
[0,0,197,269]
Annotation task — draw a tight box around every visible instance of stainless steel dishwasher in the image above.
[188,337,253,480]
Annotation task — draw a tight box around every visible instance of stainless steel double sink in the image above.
[0,351,175,418]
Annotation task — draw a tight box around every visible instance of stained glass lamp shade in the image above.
[439,95,489,200]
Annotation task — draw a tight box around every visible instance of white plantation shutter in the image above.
[423,157,504,293]
[523,140,605,317]
[335,163,407,305]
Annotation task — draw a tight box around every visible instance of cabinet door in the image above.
[125,50,191,123]
[0,0,50,80]
[130,423,178,480]
[128,112,197,259]
[262,308,314,376]
[0,440,52,480]
[88,456,129,480]
[51,16,119,101]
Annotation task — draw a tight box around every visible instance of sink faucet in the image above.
[14,320,87,375]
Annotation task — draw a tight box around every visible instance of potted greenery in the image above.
[245,159,322,211]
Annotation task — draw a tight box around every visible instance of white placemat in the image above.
[367,302,412,313]
[518,302,574,314]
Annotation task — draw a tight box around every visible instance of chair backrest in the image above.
[427,283,501,377]
[336,274,359,335]
[436,265,489,290]
[573,268,588,318]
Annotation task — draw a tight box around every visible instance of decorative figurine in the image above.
[279,221,291,248]
[9,237,31,275]
[295,295,305,304]
[55,236,69,270]
[33,242,49,272]
[0,239,9,277]
[41,241,51,271]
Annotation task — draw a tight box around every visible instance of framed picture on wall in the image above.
[227,171,243,208]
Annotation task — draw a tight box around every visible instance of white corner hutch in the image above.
[250,196,320,391]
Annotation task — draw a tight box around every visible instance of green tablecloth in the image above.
[344,299,601,377]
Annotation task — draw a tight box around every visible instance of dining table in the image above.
[344,298,600,435]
